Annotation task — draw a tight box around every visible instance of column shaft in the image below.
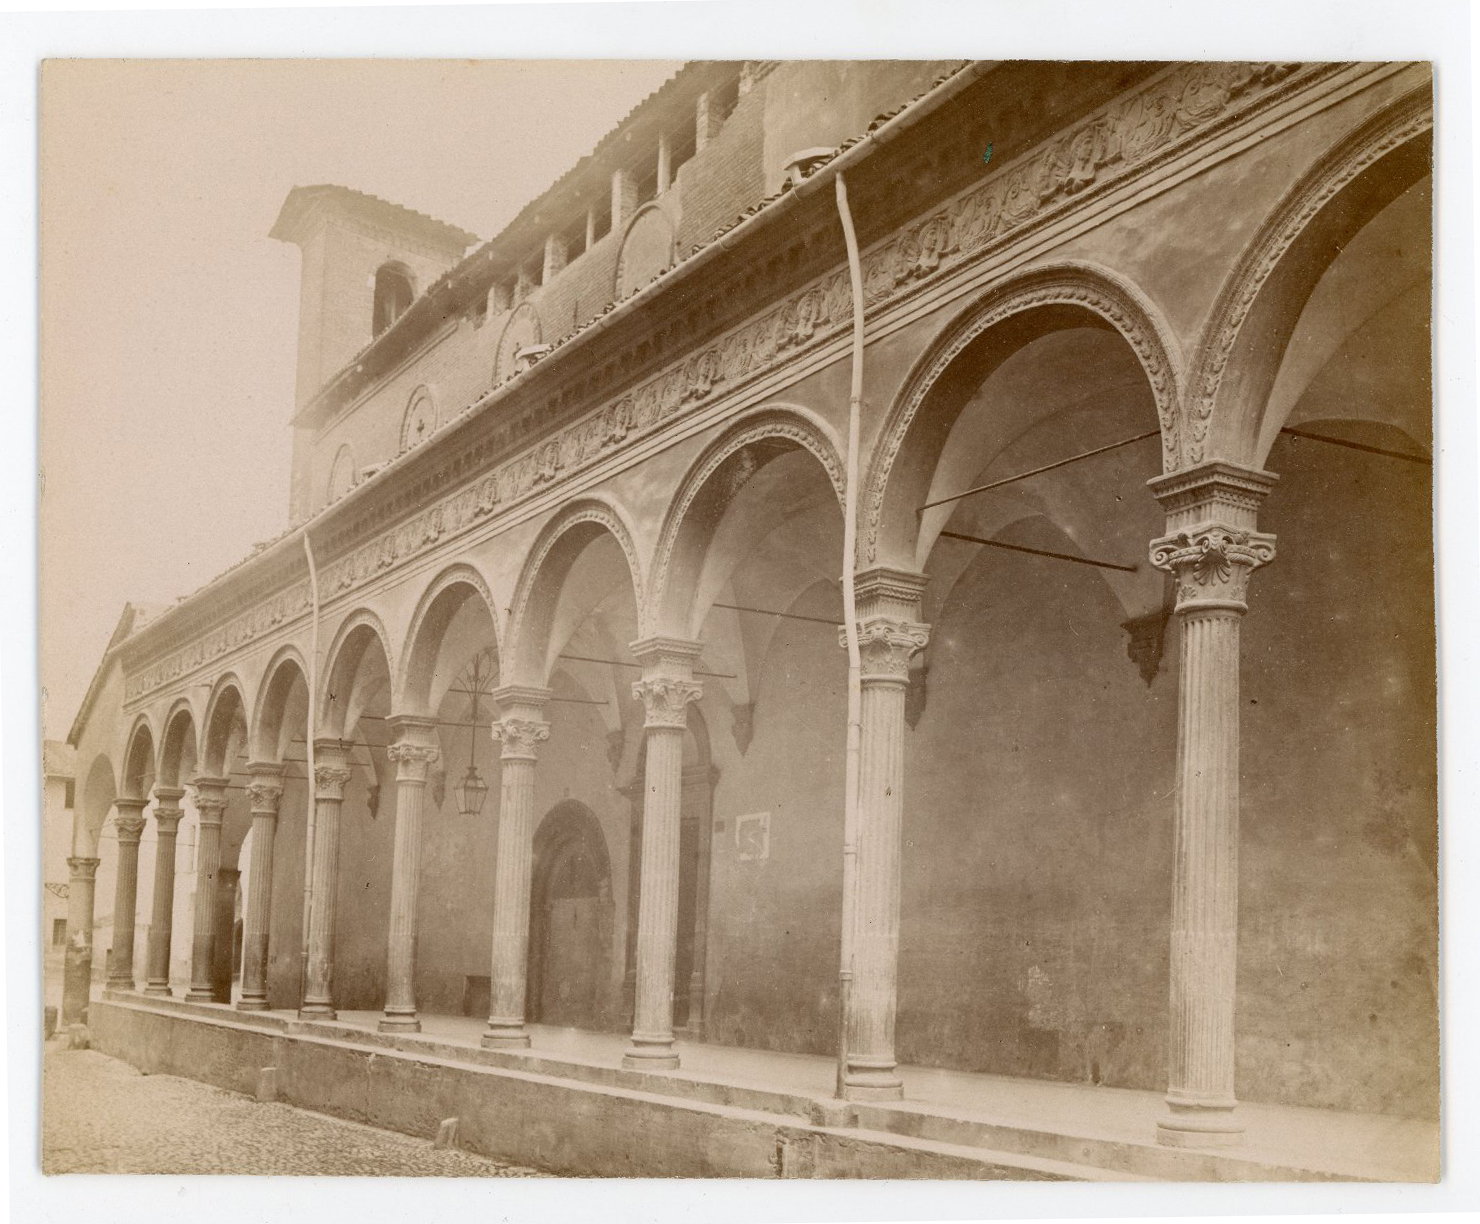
[382,721,439,1033]
[238,764,284,1011]
[1148,461,1276,1148]
[106,807,148,989]
[624,637,702,1072]
[301,743,352,1019]
[482,690,549,1049]
[186,779,228,1002]
[211,869,240,1002]
[144,792,185,996]
[61,856,100,1026]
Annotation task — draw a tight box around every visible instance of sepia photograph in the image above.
[19,4,1473,1210]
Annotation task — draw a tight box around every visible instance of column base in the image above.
[839,1060,904,1102]
[1156,1097,1243,1148]
[236,997,270,1012]
[143,983,172,998]
[184,986,216,1003]
[623,1032,679,1071]
[298,1001,337,1021]
[106,977,136,992]
[378,1013,421,1034]
[481,1018,529,1049]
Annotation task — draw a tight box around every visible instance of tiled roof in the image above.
[270,184,480,250]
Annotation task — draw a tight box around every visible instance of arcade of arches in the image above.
[62,68,1437,1157]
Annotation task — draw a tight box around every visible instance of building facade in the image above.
[59,60,1437,1172]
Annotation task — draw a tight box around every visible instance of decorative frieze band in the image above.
[125,61,1316,707]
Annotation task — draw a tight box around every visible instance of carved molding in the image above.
[124,61,1322,706]
[113,814,148,843]
[1186,87,1432,463]
[399,384,439,454]
[314,765,353,802]
[387,740,441,783]
[247,781,284,815]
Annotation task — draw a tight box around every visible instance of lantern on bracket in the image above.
[449,648,495,818]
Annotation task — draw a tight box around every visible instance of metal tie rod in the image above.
[1279,426,1431,463]
[916,429,1161,515]
[711,601,843,627]
[557,651,737,680]
[937,529,1137,573]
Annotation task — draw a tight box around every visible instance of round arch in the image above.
[200,673,249,778]
[400,384,439,453]
[157,699,199,789]
[527,799,614,1028]
[503,496,646,687]
[614,202,676,300]
[647,406,847,638]
[1188,88,1432,467]
[318,608,396,738]
[119,715,156,800]
[395,562,500,715]
[250,644,311,762]
[861,261,1184,571]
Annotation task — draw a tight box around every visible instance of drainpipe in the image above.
[299,528,321,1003]
[834,172,865,1097]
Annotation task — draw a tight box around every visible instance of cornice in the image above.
[120,60,1381,709]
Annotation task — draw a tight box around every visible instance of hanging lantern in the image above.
[454,763,489,818]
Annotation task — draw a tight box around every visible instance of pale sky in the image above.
[39,58,682,737]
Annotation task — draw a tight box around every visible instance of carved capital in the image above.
[153,807,184,836]
[190,776,230,825]
[632,676,703,729]
[314,765,354,802]
[1150,526,1276,612]
[492,717,550,761]
[247,781,283,816]
[387,739,441,783]
[67,856,101,882]
[113,813,148,843]
[842,618,931,683]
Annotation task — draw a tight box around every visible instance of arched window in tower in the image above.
[372,262,415,337]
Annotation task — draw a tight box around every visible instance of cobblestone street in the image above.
[42,1044,549,1176]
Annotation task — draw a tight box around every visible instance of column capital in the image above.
[152,788,186,834]
[844,618,931,684]
[190,776,230,825]
[153,785,186,809]
[245,763,284,817]
[314,763,354,801]
[1150,526,1276,613]
[632,675,704,729]
[113,810,148,843]
[114,795,149,826]
[492,716,550,761]
[386,714,439,748]
[67,855,100,881]
[387,738,441,783]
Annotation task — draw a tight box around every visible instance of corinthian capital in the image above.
[387,740,441,782]
[113,812,148,843]
[1150,525,1276,611]
[190,777,230,824]
[247,781,283,815]
[632,676,703,729]
[492,717,549,761]
[314,765,354,801]
[841,618,931,682]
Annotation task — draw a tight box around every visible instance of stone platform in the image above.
[87,992,1438,1181]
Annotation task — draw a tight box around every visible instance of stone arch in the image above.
[503,496,646,686]
[527,799,614,1028]
[495,302,542,383]
[250,644,311,762]
[157,699,199,789]
[648,406,847,638]
[200,673,248,778]
[328,443,357,504]
[399,384,439,453]
[395,562,500,715]
[319,608,395,738]
[614,202,676,300]
[862,261,1184,571]
[119,714,156,800]
[1188,87,1432,468]
[79,752,118,855]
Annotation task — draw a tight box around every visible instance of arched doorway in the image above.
[528,801,614,1030]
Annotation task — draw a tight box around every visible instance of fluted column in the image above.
[624,638,703,1071]
[301,740,353,1019]
[105,800,148,990]
[60,854,101,1025]
[839,568,929,1101]
[238,763,283,1011]
[482,687,550,1049]
[186,777,229,1002]
[144,787,185,996]
[1148,461,1277,1148]
[381,717,440,1033]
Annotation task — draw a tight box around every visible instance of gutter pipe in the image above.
[298,528,321,1004]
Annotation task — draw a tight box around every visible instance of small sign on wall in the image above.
[735,811,770,862]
